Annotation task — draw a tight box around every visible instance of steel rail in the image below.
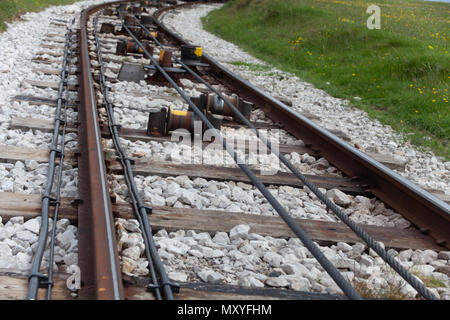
[93,14,173,300]
[67,0,169,301]
[153,2,450,252]
[118,8,362,300]
[28,26,73,300]
[78,5,124,300]
[135,12,439,300]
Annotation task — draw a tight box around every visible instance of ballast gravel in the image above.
[0,161,77,197]
[0,216,78,273]
[104,137,343,177]
[115,219,450,299]
[109,173,410,229]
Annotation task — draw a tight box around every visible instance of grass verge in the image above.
[0,0,78,31]
[203,0,450,160]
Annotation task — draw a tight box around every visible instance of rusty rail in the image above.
[77,3,127,300]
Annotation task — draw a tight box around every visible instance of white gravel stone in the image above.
[117,173,410,228]
[281,263,308,276]
[438,251,450,260]
[239,276,265,288]
[63,252,78,266]
[411,251,435,265]
[409,265,435,277]
[326,189,351,207]
[0,228,10,241]
[336,242,353,252]
[400,283,418,298]
[287,276,311,291]
[158,248,175,261]
[22,218,40,234]
[145,191,166,207]
[367,274,388,289]
[122,246,141,261]
[14,230,38,243]
[213,232,230,245]
[265,276,289,287]
[359,255,374,267]
[318,274,341,294]
[56,228,76,251]
[159,238,190,256]
[122,219,141,233]
[0,243,12,257]
[116,215,450,299]
[432,272,449,283]
[56,218,70,233]
[155,229,169,238]
[9,217,24,225]
[193,232,211,242]
[263,251,284,267]
[397,249,414,262]
[229,224,250,241]
[25,160,39,171]
[169,271,188,282]
[170,230,186,238]
[179,189,198,206]
[16,252,32,270]
[198,270,225,284]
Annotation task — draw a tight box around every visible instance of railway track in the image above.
[0,0,449,300]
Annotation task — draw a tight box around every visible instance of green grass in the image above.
[203,0,450,159]
[352,278,410,300]
[0,0,78,31]
[411,271,447,288]
[229,61,272,72]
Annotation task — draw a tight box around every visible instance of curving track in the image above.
[0,0,447,300]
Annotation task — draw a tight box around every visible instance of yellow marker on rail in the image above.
[194,47,203,57]
[171,109,188,116]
